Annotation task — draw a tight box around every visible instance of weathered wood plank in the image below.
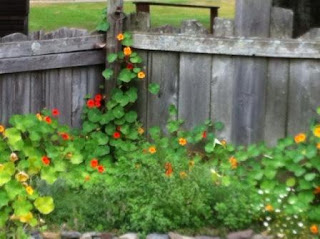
[232,57,268,145]
[270,7,294,39]
[72,67,88,128]
[147,52,179,131]
[211,56,235,142]
[0,50,105,74]
[179,54,212,129]
[264,59,289,145]
[0,34,105,59]
[12,72,31,115]
[131,33,320,59]
[235,0,272,37]
[87,65,103,97]
[30,71,45,113]
[134,50,149,129]
[287,60,320,136]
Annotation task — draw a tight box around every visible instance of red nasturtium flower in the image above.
[60,133,70,141]
[90,159,99,168]
[126,63,134,70]
[165,162,173,176]
[95,100,101,108]
[52,108,60,117]
[44,116,52,124]
[95,94,102,102]
[113,132,121,139]
[98,165,105,173]
[87,99,95,108]
[42,156,50,166]
[202,131,207,139]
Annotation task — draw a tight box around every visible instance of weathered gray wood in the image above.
[264,59,289,145]
[30,71,45,113]
[179,54,212,129]
[1,33,28,43]
[147,52,179,131]
[12,72,31,115]
[131,33,320,59]
[270,7,294,39]
[232,57,268,145]
[105,0,124,98]
[0,35,105,59]
[213,18,234,37]
[72,67,88,128]
[287,60,320,136]
[134,50,149,129]
[300,28,320,40]
[235,0,272,37]
[211,56,235,142]
[124,12,150,32]
[0,51,104,74]
[180,20,208,35]
[87,65,103,98]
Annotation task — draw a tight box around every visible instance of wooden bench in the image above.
[132,1,220,33]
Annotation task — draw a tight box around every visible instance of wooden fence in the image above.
[0,0,320,146]
[0,28,105,128]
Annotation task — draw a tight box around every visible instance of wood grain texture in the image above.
[179,54,212,129]
[287,60,320,136]
[147,52,179,131]
[264,59,289,145]
[232,57,268,145]
[211,56,235,142]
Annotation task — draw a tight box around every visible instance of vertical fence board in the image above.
[147,52,179,131]
[12,72,31,115]
[30,72,45,114]
[232,57,268,144]
[288,60,320,135]
[179,54,212,129]
[87,66,102,97]
[135,50,149,128]
[211,56,235,142]
[72,67,88,128]
[264,59,289,145]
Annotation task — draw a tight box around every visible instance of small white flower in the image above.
[294,215,298,219]
[263,222,269,227]
[258,190,264,195]
[286,187,291,191]
[278,199,282,203]
[282,224,287,228]
[292,230,297,234]
[275,209,281,213]
[298,222,304,227]
[277,233,284,238]
[265,190,270,194]
[286,217,291,221]
[266,216,272,221]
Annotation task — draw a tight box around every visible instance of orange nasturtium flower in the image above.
[137,71,146,79]
[123,47,132,56]
[313,125,320,138]
[90,159,99,168]
[25,186,34,195]
[179,171,187,179]
[265,204,274,212]
[138,127,145,135]
[221,140,227,147]
[317,143,320,150]
[117,33,124,41]
[0,125,5,133]
[149,146,157,154]
[42,156,51,166]
[165,162,173,176]
[98,165,105,173]
[36,113,42,121]
[179,138,187,146]
[310,224,319,235]
[229,156,238,169]
[294,133,306,144]
[314,186,320,195]
[51,108,60,117]
[44,116,52,124]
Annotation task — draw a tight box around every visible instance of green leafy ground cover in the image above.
[29,0,235,32]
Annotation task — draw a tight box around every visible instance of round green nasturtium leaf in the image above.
[118,69,132,83]
[107,53,118,63]
[286,177,296,187]
[41,167,58,185]
[70,153,84,165]
[13,199,33,217]
[0,192,9,209]
[5,180,25,200]
[0,162,15,186]
[0,208,11,227]
[205,143,214,153]
[82,122,97,134]
[298,191,315,204]
[126,87,138,103]
[125,111,138,123]
[304,173,316,181]
[148,83,160,95]
[102,68,113,80]
[34,196,54,215]
[112,106,125,119]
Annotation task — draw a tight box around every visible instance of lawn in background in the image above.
[29,0,235,32]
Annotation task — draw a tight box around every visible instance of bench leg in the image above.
[210,8,218,34]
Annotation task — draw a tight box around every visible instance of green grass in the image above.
[30,0,235,32]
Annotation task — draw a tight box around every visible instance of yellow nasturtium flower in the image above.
[16,172,29,182]
[19,212,33,223]
[0,125,5,133]
[313,125,320,138]
[25,186,34,195]
[138,127,145,135]
[10,153,18,162]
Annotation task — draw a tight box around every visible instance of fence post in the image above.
[105,0,124,97]
[232,0,272,145]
